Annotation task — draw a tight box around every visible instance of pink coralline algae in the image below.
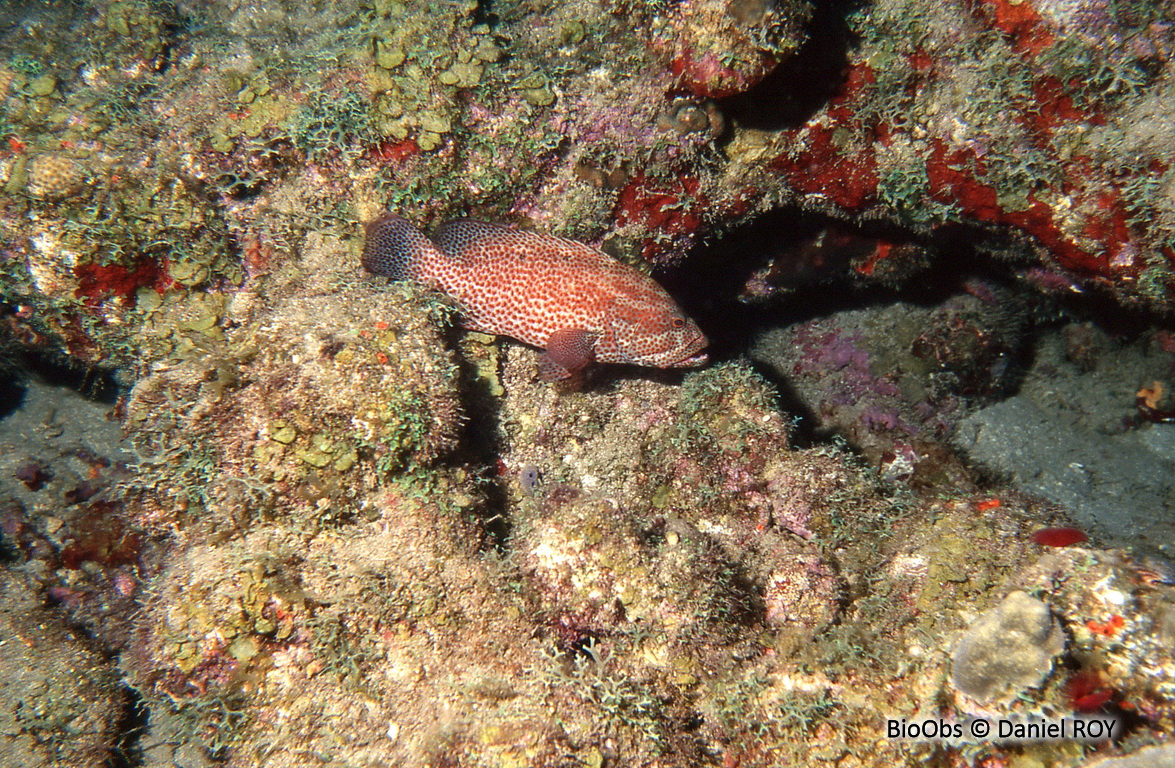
[655,0,813,98]
[362,214,709,380]
[791,325,903,406]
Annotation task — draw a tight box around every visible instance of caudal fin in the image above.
[361,213,440,281]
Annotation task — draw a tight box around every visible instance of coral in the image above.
[3,1,1175,765]
[4,316,1173,766]
[0,570,124,768]
[514,494,754,642]
[23,153,87,200]
[658,95,726,139]
[123,280,465,537]
[722,0,1175,309]
[751,293,1030,477]
[290,91,378,163]
[654,0,814,98]
[1014,549,1175,732]
[4,0,1161,374]
[614,172,711,262]
[533,638,667,747]
[119,481,575,766]
[951,590,1067,705]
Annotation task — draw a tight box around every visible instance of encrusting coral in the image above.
[1,0,1174,766]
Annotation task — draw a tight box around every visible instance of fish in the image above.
[362,213,709,380]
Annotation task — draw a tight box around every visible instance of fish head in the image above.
[607,294,709,369]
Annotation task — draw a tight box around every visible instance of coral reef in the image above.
[0,569,125,768]
[1,0,1174,766]
[770,0,1175,306]
[4,315,1175,766]
[4,0,1174,374]
[122,275,466,537]
[655,0,814,98]
[22,152,88,200]
[750,290,1028,487]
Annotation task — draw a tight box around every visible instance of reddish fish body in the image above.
[362,214,709,380]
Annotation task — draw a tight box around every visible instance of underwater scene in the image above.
[0,0,1173,765]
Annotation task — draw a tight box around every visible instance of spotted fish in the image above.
[362,214,709,380]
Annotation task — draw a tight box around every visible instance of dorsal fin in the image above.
[432,219,616,268]
[432,219,509,258]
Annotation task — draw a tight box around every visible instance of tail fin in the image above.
[361,213,441,281]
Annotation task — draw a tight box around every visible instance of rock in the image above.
[0,571,123,768]
[951,591,1065,704]
[1079,744,1175,768]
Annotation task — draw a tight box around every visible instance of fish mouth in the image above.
[673,351,710,368]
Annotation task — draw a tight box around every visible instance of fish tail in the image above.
[362,213,443,281]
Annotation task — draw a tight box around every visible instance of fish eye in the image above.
[671,317,686,329]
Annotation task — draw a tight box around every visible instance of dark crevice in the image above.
[445,326,512,552]
[0,347,121,405]
[670,206,1170,361]
[721,0,863,130]
[657,202,1174,450]
[108,686,149,768]
[662,208,1009,361]
[471,0,499,28]
[0,375,24,419]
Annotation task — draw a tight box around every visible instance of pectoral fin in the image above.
[540,328,599,382]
